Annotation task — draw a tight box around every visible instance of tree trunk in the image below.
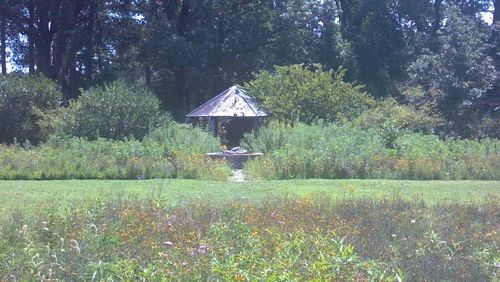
[28,1,35,73]
[493,0,499,70]
[86,0,96,80]
[174,68,188,114]
[495,0,499,24]
[145,64,151,87]
[337,0,347,27]
[1,15,6,75]
[177,0,190,36]
[35,2,53,78]
[67,44,77,99]
[432,0,443,37]
[52,32,68,82]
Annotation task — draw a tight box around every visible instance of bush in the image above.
[246,64,373,124]
[57,81,161,140]
[0,75,61,144]
[353,97,444,147]
[243,122,500,180]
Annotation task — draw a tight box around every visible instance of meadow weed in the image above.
[243,122,500,180]
[0,194,497,281]
[0,133,230,180]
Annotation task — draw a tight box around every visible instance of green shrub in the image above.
[0,75,61,144]
[353,97,444,147]
[57,81,161,140]
[246,64,373,124]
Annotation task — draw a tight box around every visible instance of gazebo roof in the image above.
[186,85,267,118]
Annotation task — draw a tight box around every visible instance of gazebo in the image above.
[186,85,267,147]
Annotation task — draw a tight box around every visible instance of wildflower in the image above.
[69,239,81,255]
[89,224,98,234]
[19,225,27,237]
[163,241,174,247]
[197,244,208,254]
[391,234,397,238]
[234,274,246,281]
[271,212,276,218]
[51,254,58,265]
[410,219,416,224]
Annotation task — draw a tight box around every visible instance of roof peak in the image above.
[186,84,267,118]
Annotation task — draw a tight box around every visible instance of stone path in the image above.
[229,169,246,182]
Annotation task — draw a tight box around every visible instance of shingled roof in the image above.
[186,85,267,118]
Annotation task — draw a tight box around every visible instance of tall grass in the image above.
[147,122,221,153]
[1,194,497,281]
[0,124,230,180]
[243,121,500,180]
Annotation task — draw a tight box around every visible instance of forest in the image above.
[0,0,498,138]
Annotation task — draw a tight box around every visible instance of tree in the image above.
[336,0,408,97]
[246,64,373,124]
[0,74,61,144]
[407,5,496,137]
[314,0,358,81]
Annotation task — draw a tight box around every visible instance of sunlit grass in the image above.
[1,179,499,217]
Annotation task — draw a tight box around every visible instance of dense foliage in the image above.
[246,65,373,124]
[0,126,228,180]
[0,75,61,144]
[0,195,497,280]
[243,122,500,180]
[353,89,445,146]
[0,0,498,138]
[407,5,497,136]
[56,81,162,141]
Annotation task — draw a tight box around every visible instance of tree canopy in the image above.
[247,64,372,124]
[0,0,498,138]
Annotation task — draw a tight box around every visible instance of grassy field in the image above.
[1,179,499,216]
[1,179,499,280]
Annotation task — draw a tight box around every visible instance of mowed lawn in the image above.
[1,179,499,216]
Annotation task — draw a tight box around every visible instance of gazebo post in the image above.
[209,117,217,137]
[253,117,262,132]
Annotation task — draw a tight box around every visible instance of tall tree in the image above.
[1,13,6,75]
[337,0,407,97]
[407,5,496,137]
[0,0,109,98]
